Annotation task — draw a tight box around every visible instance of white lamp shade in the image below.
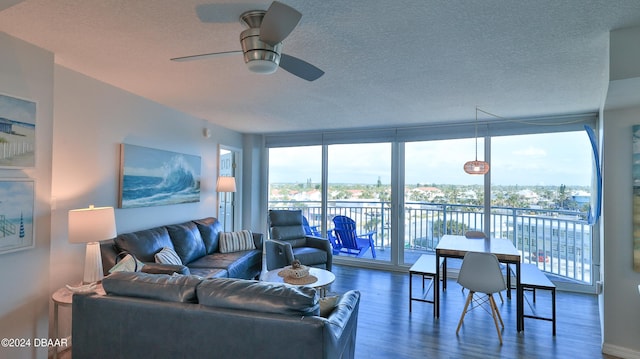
[68,205,117,244]
[216,176,237,193]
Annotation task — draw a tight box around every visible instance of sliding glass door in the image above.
[327,143,391,262]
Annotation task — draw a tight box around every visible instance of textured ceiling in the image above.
[1,0,640,134]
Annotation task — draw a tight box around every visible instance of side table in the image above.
[51,284,105,359]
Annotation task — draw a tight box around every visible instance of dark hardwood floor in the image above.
[330,264,610,359]
[55,264,614,359]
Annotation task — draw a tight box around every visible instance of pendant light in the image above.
[463,107,490,175]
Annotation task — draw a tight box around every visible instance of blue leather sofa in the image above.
[72,272,361,359]
[99,217,263,279]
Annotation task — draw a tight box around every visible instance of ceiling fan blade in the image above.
[259,1,301,46]
[279,53,324,81]
[171,50,242,62]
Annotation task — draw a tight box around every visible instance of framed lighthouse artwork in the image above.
[0,179,35,255]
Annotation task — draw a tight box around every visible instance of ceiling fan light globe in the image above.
[247,59,279,74]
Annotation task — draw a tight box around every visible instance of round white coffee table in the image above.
[262,267,335,297]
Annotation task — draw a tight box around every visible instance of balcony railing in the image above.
[269,200,592,285]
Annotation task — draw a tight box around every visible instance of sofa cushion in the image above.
[114,227,174,263]
[154,247,182,265]
[187,267,228,279]
[197,278,319,316]
[219,230,255,253]
[188,250,262,279]
[194,217,222,254]
[166,221,206,264]
[103,271,203,303]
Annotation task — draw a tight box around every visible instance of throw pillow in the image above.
[219,230,256,253]
[155,247,183,265]
[109,254,145,273]
[319,295,340,317]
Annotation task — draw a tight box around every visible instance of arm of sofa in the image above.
[252,232,264,251]
[304,236,333,271]
[265,239,295,271]
[323,290,361,358]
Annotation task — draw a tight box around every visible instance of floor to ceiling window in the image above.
[265,115,598,291]
[268,145,322,230]
[490,131,594,286]
[403,138,484,264]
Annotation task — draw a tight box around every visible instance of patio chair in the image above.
[332,215,376,258]
[267,210,332,271]
[325,227,342,255]
[302,215,321,237]
[456,252,507,344]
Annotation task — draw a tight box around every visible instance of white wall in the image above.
[602,105,640,358]
[0,32,53,359]
[49,65,245,338]
[601,26,640,359]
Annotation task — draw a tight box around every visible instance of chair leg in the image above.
[490,294,505,328]
[456,291,474,335]
[488,295,503,345]
[498,291,504,303]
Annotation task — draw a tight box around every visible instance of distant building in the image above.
[572,191,591,205]
[0,117,12,134]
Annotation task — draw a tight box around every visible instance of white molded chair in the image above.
[456,251,507,344]
[463,231,505,303]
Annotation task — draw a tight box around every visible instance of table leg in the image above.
[409,272,413,312]
[435,252,440,318]
[53,302,59,359]
[442,257,447,291]
[516,262,523,332]
[506,264,512,299]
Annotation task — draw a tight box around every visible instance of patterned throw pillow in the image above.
[109,254,145,273]
[155,247,183,265]
[219,230,256,253]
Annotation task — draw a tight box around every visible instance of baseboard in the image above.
[603,342,640,359]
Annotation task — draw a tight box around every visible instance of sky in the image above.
[269,130,594,187]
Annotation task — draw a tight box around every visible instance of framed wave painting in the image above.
[119,144,201,208]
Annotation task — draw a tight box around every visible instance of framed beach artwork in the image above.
[119,144,201,208]
[633,125,640,272]
[0,179,35,255]
[0,93,36,168]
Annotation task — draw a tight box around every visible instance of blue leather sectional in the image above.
[99,217,263,279]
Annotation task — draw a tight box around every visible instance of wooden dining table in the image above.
[435,234,524,332]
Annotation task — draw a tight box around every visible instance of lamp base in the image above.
[83,242,104,284]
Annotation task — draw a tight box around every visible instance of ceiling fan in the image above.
[171,1,324,81]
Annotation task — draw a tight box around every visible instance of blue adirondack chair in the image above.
[302,216,321,237]
[332,215,377,258]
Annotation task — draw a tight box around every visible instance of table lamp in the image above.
[68,205,117,284]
